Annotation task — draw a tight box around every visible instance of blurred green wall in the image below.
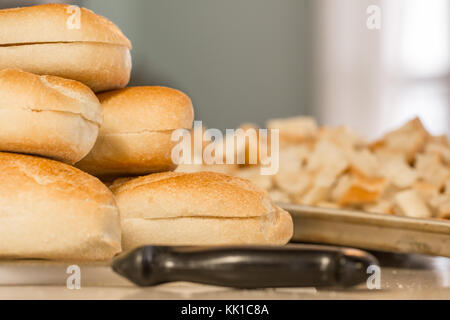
[83,0,313,129]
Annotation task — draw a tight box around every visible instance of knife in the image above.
[112,244,378,288]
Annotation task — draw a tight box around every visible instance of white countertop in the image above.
[0,251,449,300]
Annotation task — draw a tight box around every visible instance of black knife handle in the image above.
[112,245,378,288]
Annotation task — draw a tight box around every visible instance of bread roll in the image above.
[0,68,102,164]
[0,152,121,260]
[111,171,293,249]
[76,86,194,177]
[0,4,132,92]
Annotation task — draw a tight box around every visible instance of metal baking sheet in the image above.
[280,203,450,258]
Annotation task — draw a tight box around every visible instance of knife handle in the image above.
[113,245,378,288]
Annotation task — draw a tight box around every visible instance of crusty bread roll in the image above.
[76,86,194,177]
[0,4,132,92]
[0,68,102,164]
[111,171,293,249]
[0,152,121,260]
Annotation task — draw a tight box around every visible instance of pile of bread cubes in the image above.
[0,4,293,261]
[179,116,450,220]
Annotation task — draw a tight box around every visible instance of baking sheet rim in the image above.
[279,203,450,235]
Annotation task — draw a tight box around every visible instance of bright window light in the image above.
[398,0,450,77]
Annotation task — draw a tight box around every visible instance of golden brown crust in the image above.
[0,43,131,92]
[75,130,178,177]
[0,68,101,124]
[0,152,112,205]
[75,86,194,176]
[0,107,99,164]
[0,153,121,260]
[98,87,194,133]
[0,4,131,48]
[0,69,102,163]
[112,171,280,219]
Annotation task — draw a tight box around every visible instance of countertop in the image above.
[0,250,449,300]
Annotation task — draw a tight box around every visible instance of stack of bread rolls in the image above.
[0,4,293,260]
